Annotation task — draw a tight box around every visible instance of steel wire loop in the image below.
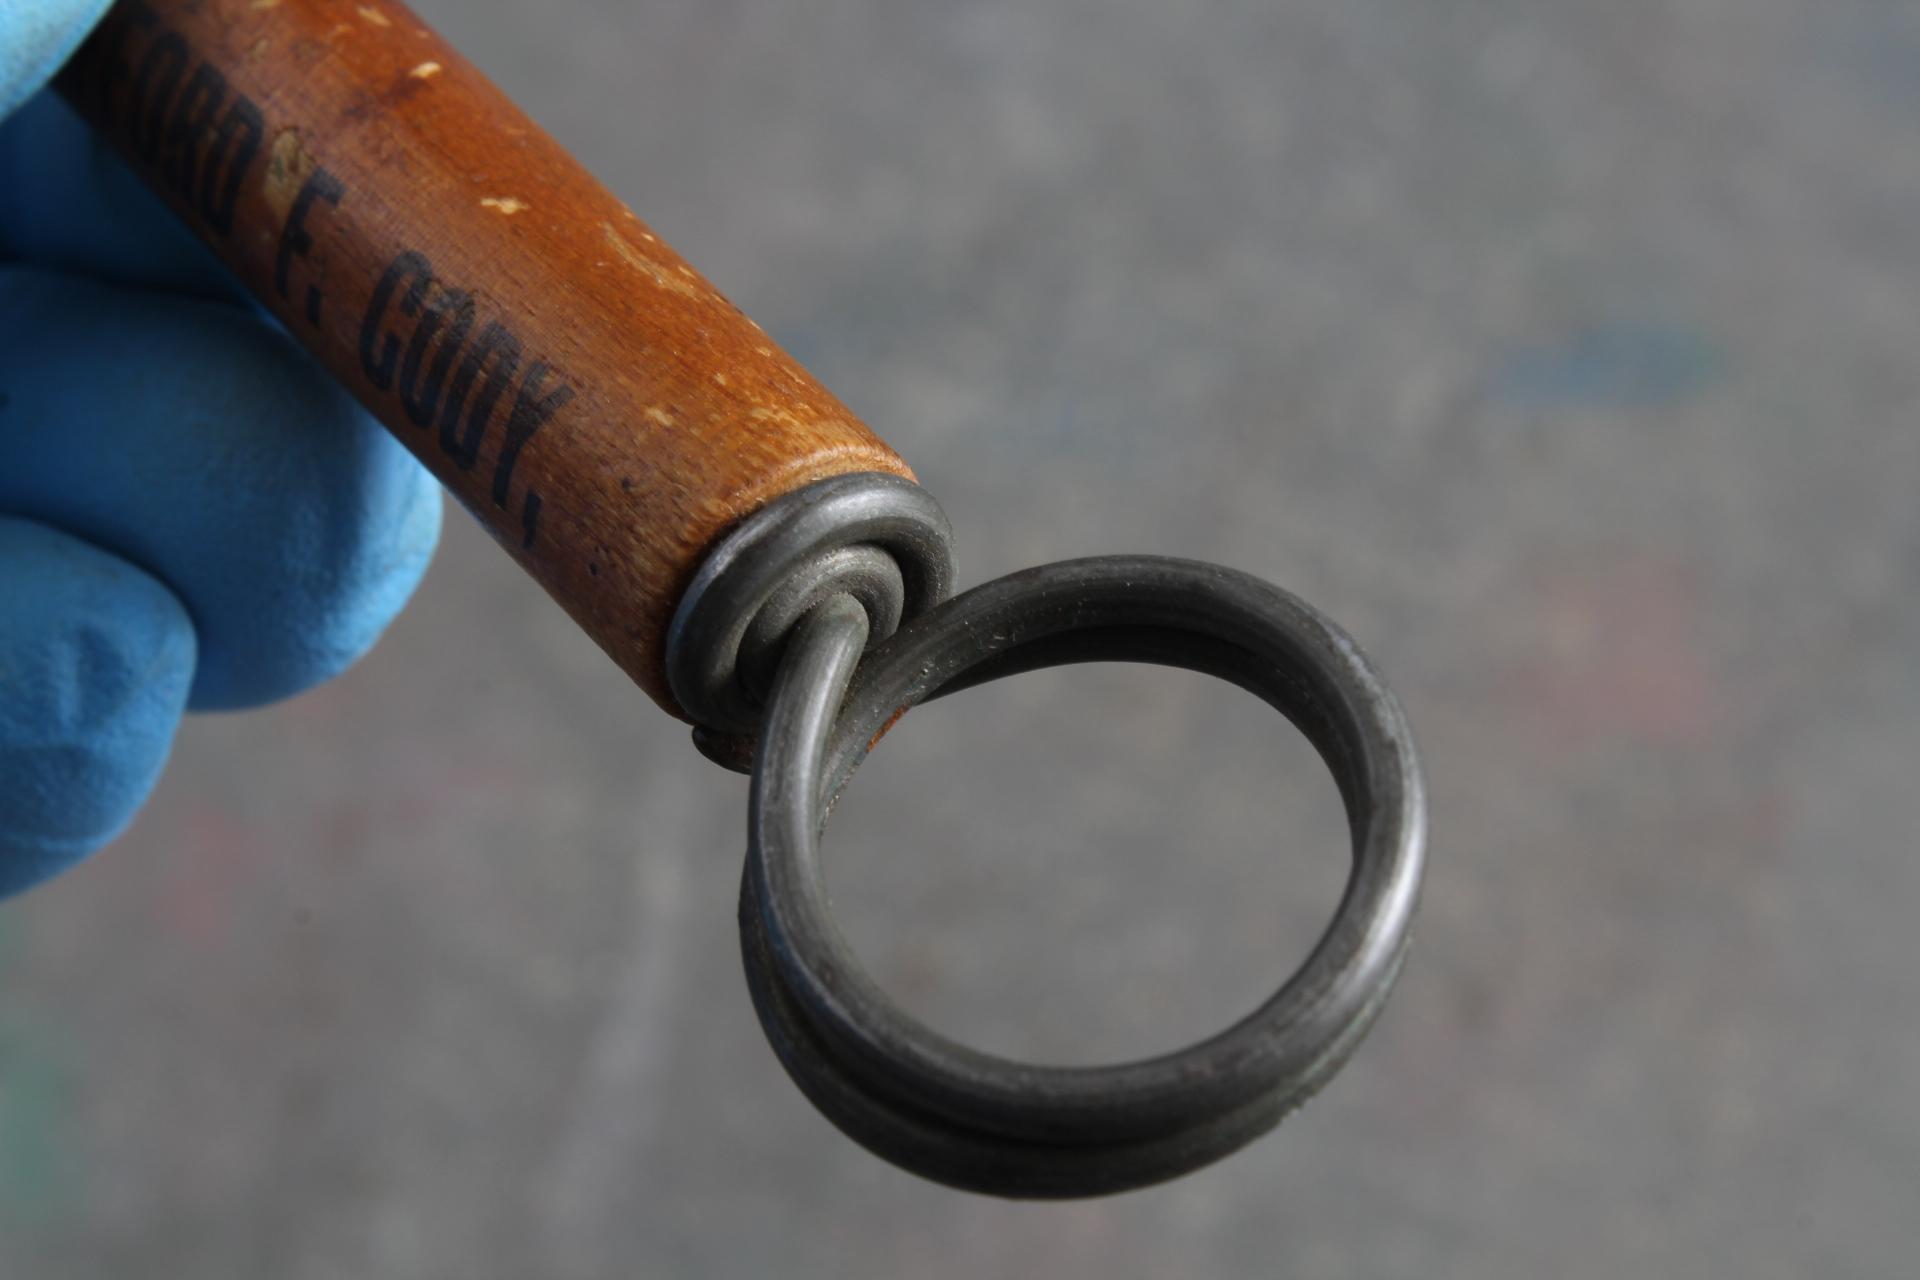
[666,472,955,741]
[740,555,1427,1198]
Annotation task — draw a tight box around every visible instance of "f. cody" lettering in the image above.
[359,250,573,548]
[61,0,573,549]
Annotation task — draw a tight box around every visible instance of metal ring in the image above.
[665,472,955,737]
[740,555,1426,1198]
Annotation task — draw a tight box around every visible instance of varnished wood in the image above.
[56,0,916,718]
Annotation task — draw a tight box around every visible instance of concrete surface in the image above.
[5,0,1920,1274]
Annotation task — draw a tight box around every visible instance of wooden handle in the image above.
[55,0,916,718]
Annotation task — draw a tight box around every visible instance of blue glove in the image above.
[0,2,443,898]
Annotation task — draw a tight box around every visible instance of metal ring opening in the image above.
[740,555,1426,1198]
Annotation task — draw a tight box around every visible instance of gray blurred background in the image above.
[5,0,1920,1274]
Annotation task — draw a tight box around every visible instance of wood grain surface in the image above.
[55,0,916,718]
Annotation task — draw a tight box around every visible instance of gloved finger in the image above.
[0,90,241,302]
[0,0,111,118]
[0,12,215,297]
[0,265,442,711]
[0,517,195,900]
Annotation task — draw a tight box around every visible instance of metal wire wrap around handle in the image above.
[667,477,1427,1198]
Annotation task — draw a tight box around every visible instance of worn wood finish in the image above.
[56,0,916,718]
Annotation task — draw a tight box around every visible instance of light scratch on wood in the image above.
[598,223,701,298]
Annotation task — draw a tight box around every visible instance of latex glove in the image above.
[0,2,443,898]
